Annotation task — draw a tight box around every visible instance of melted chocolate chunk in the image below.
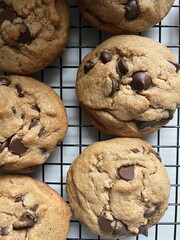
[9,138,28,155]
[12,106,16,114]
[151,151,162,162]
[41,149,47,156]
[0,1,9,9]
[100,51,113,64]
[131,72,152,91]
[0,7,17,25]
[168,110,174,120]
[84,60,95,74]
[131,148,140,153]
[18,25,31,44]
[125,0,140,20]
[139,225,148,237]
[41,149,48,160]
[136,120,157,130]
[1,226,9,236]
[109,77,119,97]
[29,119,39,130]
[113,221,127,235]
[15,84,26,97]
[118,166,134,181]
[0,138,11,153]
[30,204,39,211]
[0,76,11,86]
[38,128,46,137]
[98,216,114,233]
[32,105,40,112]
[168,60,180,71]
[13,212,36,230]
[15,194,25,203]
[144,208,158,218]
[118,58,128,75]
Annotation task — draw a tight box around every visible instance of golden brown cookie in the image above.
[0,75,68,173]
[0,174,71,239]
[0,0,70,74]
[66,138,170,238]
[78,0,175,33]
[76,35,180,137]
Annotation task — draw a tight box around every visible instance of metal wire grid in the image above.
[30,0,179,239]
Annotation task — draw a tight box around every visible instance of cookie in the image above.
[76,35,180,137]
[78,0,174,33]
[0,75,68,173]
[0,0,70,74]
[66,138,170,238]
[0,174,71,239]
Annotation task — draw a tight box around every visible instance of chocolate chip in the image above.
[20,212,35,224]
[29,119,39,130]
[21,113,25,119]
[168,110,174,120]
[18,25,31,44]
[13,212,36,230]
[131,72,152,91]
[98,216,114,233]
[9,138,28,155]
[100,51,113,64]
[0,138,11,153]
[144,208,157,218]
[139,225,148,237]
[0,76,11,86]
[136,120,157,130]
[41,149,48,160]
[32,105,40,112]
[12,107,16,114]
[0,7,17,25]
[113,221,127,235]
[38,128,46,137]
[30,204,39,211]
[15,194,25,203]
[155,202,162,209]
[1,226,9,236]
[118,166,134,181]
[168,60,180,71]
[125,0,140,20]
[151,151,162,162]
[118,58,128,75]
[15,84,26,97]
[84,60,95,74]
[41,149,47,156]
[0,1,8,9]
[109,77,119,97]
[131,148,140,153]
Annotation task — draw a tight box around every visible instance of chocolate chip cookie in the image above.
[0,174,71,239]
[66,138,170,238]
[0,75,68,173]
[0,0,70,74]
[78,0,175,33]
[76,35,180,137]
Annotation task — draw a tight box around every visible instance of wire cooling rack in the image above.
[1,0,178,239]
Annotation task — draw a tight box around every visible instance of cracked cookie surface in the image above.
[0,75,68,173]
[76,35,180,137]
[66,138,170,238]
[0,0,70,74]
[78,0,174,33]
[0,174,71,239]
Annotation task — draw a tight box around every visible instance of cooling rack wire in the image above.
[1,0,179,240]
